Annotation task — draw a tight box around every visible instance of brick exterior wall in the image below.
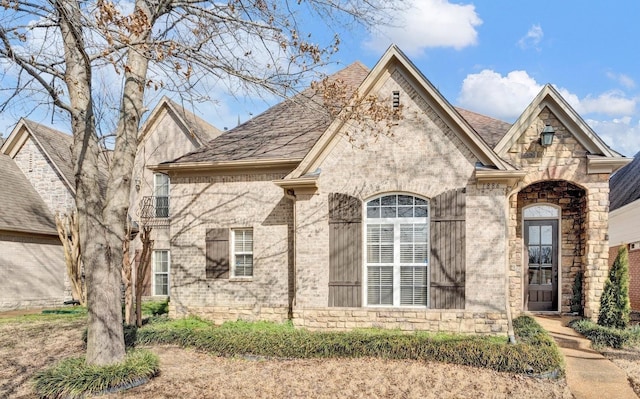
[609,245,640,311]
[292,68,509,332]
[12,136,75,215]
[503,107,610,319]
[169,172,293,316]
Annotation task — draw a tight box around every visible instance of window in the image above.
[365,194,429,307]
[152,250,170,296]
[154,173,169,218]
[232,229,253,277]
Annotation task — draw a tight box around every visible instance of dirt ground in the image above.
[601,346,640,397]
[0,316,575,399]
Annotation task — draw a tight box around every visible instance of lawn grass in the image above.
[136,315,563,375]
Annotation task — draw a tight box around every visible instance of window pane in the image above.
[398,207,413,217]
[528,226,540,245]
[415,198,428,206]
[524,205,558,218]
[233,229,253,277]
[367,206,380,218]
[529,269,540,285]
[540,267,552,285]
[154,251,169,272]
[414,206,428,217]
[368,266,393,305]
[381,206,396,218]
[398,195,413,206]
[381,195,396,206]
[400,266,428,306]
[541,246,552,264]
[154,274,168,296]
[528,247,540,264]
[541,225,552,245]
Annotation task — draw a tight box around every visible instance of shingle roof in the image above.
[170,62,370,164]
[23,120,75,188]
[0,154,57,235]
[23,119,110,195]
[610,151,640,211]
[455,107,512,148]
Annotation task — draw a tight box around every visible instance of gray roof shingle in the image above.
[610,151,640,211]
[455,107,512,148]
[170,62,370,164]
[0,154,57,235]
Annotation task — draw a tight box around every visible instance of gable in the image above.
[286,46,513,182]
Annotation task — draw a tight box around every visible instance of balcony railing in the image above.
[140,196,169,219]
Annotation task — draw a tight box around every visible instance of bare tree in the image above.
[55,212,85,305]
[1,0,402,365]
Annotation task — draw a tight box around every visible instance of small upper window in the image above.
[152,250,170,296]
[232,229,253,277]
[154,173,169,218]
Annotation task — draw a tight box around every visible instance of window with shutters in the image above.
[232,228,253,277]
[365,194,429,307]
[152,250,170,296]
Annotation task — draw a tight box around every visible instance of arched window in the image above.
[365,194,429,307]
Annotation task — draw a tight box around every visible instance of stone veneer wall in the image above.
[516,181,587,313]
[12,136,75,215]
[293,309,508,334]
[505,107,610,319]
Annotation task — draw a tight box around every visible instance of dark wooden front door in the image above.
[524,220,558,311]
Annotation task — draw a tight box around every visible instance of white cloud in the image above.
[364,0,482,56]
[579,91,636,116]
[606,71,636,89]
[588,117,640,156]
[517,24,543,49]
[457,69,542,120]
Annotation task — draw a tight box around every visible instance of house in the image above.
[152,45,629,334]
[0,97,220,310]
[0,152,67,310]
[129,97,222,297]
[608,152,640,311]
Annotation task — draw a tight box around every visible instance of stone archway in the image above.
[514,180,587,313]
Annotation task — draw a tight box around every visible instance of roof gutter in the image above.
[149,158,303,175]
[586,155,632,174]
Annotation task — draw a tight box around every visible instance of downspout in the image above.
[505,185,517,344]
[284,189,297,320]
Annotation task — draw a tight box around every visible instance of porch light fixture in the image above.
[540,124,555,147]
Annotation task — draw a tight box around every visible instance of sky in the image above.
[2,0,640,157]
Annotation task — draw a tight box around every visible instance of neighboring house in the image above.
[0,153,66,310]
[129,97,222,297]
[608,152,640,310]
[154,46,629,334]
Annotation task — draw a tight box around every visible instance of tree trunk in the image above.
[136,226,154,327]
[122,231,135,326]
[56,0,126,366]
[55,212,85,305]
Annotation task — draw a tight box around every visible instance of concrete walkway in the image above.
[535,315,637,399]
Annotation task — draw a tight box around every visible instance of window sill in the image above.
[229,277,253,282]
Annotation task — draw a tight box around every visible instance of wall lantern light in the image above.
[540,124,555,147]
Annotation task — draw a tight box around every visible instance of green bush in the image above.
[598,245,631,328]
[141,300,169,317]
[571,318,635,348]
[135,316,562,375]
[32,350,159,399]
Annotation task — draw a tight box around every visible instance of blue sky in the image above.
[2,0,639,156]
[228,0,640,157]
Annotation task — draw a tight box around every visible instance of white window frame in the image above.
[231,228,253,278]
[364,194,429,308]
[153,173,170,218]
[152,250,170,296]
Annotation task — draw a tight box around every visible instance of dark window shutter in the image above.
[206,228,229,279]
[328,193,362,307]
[430,188,466,309]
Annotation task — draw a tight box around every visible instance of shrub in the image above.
[570,271,583,315]
[32,350,159,399]
[571,318,633,348]
[598,245,631,328]
[141,300,169,317]
[135,316,562,375]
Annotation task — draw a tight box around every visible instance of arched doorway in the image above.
[516,181,587,312]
